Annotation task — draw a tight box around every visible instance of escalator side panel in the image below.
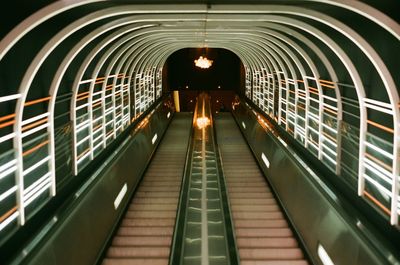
[102,113,193,265]
[232,103,392,265]
[18,105,175,265]
[215,113,309,265]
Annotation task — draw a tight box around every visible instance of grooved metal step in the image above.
[102,113,192,265]
[215,113,309,265]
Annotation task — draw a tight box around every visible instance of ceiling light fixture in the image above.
[194,56,213,69]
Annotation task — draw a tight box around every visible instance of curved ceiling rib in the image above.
[0,1,399,239]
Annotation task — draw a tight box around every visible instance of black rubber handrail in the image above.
[168,112,195,265]
[212,112,240,265]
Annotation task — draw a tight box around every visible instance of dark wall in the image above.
[165,48,242,91]
[178,90,236,113]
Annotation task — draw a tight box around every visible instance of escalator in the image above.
[102,97,308,265]
[102,113,193,265]
[215,112,308,265]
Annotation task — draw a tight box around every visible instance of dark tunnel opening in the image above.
[165,48,242,91]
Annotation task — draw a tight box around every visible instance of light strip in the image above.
[322,123,338,134]
[278,137,288,147]
[365,142,393,159]
[261,152,270,168]
[79,79,93,84]
[364,160,392,185]
[308,111,319,120]
[77,151,91,164]
[23,172,50,197]
[23,156,50,176]
[297,115,305,121]
[105,119,113,126]
[364,102,393,115]
[167,112,171,118]
[0,132,16,144]
[364,174,391,197]
[76,102,89,111]
[106,132,114,140]
[322,136,337,147]
[114,183,127,209]
[93,127,103,136]
[21,112,49,126]
[322,152,337,165]
[93,115,103,123]
[322,144,337,156]
[0,211,19,232]
[242,121,246,129]
[152,133,158,145]
[24,181,51,207]
[93,141,103,151]
[0,186,18,202]
[297,126,306,134]
[92,90,103,97]
[318,244,335,265]
[309,126,319,135]
[322,95,338,102]
[0,159,16,175]
[76,135,90,146]
[104,93,113,100]
[363,98,393,109]
[21,123,48,138]
[76,119,90,129]
[308,140,319,150]
[0,94,21,103]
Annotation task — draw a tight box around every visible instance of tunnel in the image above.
[0,1,399,265]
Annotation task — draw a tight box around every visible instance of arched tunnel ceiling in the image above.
[0,0,400,236]
[1,1,399,99]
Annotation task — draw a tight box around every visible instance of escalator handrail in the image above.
[168,112,195,265]
[212,112,240,265]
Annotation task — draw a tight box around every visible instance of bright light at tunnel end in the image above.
[194,56,213,69]
[196,116,210,129]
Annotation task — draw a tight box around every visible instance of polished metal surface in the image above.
[179,93,230,265]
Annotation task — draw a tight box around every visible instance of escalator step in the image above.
[233,211,284,219]
[235,219,288,228]
[237,237,298,248]
[138,186,180,192]
[103,114,192,265]
[107,246,170,258]
[228,192,273,199]
[231,204,280,212]
[121,218,175,227]
[128,203,176,211]
[239,248,304,260]
[235,228,293,237]
[139,181,181,187]
[117,227,173,236]
[215,113,309,265]
[228,187,271,193]
[124,210,176,219]
[132,197,178,205]
[134,191,179,198]
[241,260,309,265]
[229,198,276,205]
[112,236,171,247]
[103,258,168,265]
[228,182,269,187]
